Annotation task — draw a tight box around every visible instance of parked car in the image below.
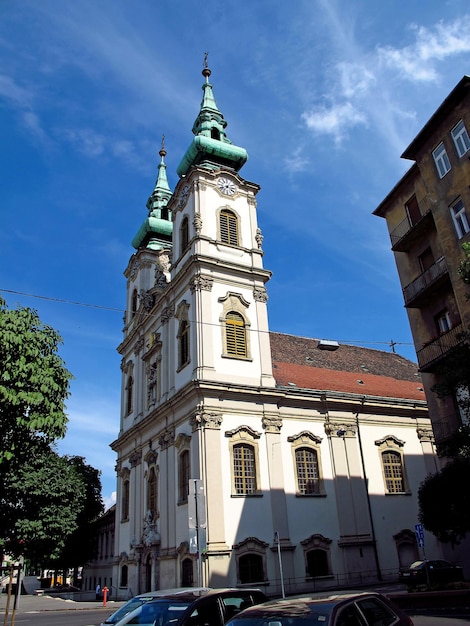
[399,559,464,588]
[100,587,211,625]
[225,592,413,626]
[112,588,268,626]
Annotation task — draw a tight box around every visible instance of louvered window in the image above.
[220,209,238,246]
[382,451,404,493]
[233,444,256,494]
[226,312,247,357]
[295,448,320,494]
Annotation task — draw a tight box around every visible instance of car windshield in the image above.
[126,600,192,626]
[408,561,424,569]
[105,597,156,624]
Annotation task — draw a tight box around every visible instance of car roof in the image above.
[143,588,265,602]
[134,587,211,599]
[234,592,384,615]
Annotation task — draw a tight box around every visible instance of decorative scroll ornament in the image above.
[253,287,268,303]
[161,305,175,324]
[190,275,214,293]
[262,416,283,433]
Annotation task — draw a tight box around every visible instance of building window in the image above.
[418,247,434,273]
[382,451,404,493]
[239,554,263,584]
[306,549,329,577]
[226,426,262,496]
[225,312,247,358]
[131,289,138,320]
[435,309,452,334]
[451,119,470,157]
[125,376,133,415]
[121,475,130,521]
[178,320,190,369]
[120,565,128,587]
[432,142,451,178]
[178,450,190,504]
[405,195,421,227]
[233,444,257,495]
[147,467,157,518]
[375,435,408,494]
[295,448,320,495]
[181,558,193,586]
[180,216,189,253]
[450,199,470,239]
[219,208,239,246]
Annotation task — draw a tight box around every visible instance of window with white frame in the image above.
[432,142,451,178]
[435,309,452,334]
[450,199,470,239]
[451,120,470,157]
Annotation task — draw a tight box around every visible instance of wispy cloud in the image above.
[378,17,470,81]
[301,102,367,145]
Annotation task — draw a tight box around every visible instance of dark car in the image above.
[113,588,269,626]
[225,591,413,626]
[399,559,464,588]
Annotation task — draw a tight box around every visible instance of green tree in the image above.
[0,297,72,462]
[50,456,104,583]
[418,457,470,547]
[0,445,86,563]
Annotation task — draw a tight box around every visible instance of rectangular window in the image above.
[233,444,256,494]
[435,309,451,334]
[382,451,404,493]
[432,142,451,178]
[451,120,470,157]
[450,200,470,239]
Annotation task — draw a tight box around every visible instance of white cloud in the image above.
[302,102,366,144]
[378,17,470,81]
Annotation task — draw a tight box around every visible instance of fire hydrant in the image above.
[102,586,109,607]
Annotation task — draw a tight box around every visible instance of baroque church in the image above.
[110,61,444,599]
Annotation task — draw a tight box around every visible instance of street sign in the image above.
[415,523,424,548]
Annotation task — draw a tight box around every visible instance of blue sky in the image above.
[1,0,470,509]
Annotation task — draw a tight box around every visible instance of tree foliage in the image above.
[0,298,103,569]
[0,297,72,462]
[418,457,470,546]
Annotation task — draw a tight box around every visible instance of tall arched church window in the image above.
[121,472,130,522]
[226,312,247,357]
[178,320,189,369]
[219,209,239,246]
[375,435,409,494]
[180,216,189,253]
[125,376,133,415]
[178,449,190,504]
[295,447,320,495]
[147,467,157,518]
[131,289,138,319]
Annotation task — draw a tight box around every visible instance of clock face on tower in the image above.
[217,177,237,196]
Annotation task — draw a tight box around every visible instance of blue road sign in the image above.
[415,523,424,548]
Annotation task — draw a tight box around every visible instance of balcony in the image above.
[403,256,450,307]
[390,209,434,252]
[417,323,465,371]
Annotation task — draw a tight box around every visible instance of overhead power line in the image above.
[0,287,414,350]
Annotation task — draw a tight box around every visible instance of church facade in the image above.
[111,62,445,600]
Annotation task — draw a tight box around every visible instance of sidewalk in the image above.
[0,593,124,613]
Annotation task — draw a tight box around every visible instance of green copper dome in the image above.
[176,61,248,177]
[132,140,173,250]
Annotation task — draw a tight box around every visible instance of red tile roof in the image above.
[270,332,425,401]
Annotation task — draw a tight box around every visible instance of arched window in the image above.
[233,443,256,495]
[295,447,320,495]
[239,554,263,584]
[219,209,238,246]
[121,476,130,522]
[181,558,193,586]
[180,216,189,253]
[147,467,157,518]
[120,565,128,587]
[226,311,247,357]
[178,320,190,369]
[178,450,190,504]
[126,376,133,415]
[382,451,404,493]
[211,128,220,140]
[306,549,329,577]
[131,289,138,319]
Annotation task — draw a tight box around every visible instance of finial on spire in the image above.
[202,51,211,81]
[159,134,166,159]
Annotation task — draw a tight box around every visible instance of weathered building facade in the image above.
[111,63,446,600]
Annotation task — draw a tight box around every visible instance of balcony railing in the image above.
[390,208,434,252]
[403,256,449,306]
[417,323,465,371]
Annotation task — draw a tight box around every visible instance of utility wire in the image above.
[0,287,414,349]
